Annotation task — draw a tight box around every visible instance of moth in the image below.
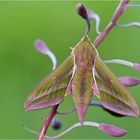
[24,35,139,124]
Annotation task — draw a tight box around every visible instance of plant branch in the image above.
[37,104,59,140]
[94,0,129,47]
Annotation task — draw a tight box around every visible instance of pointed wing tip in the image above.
[24,98,64,112]
[133,105,139,117]
[24,99,39,112]
[24,100,31,112]
[24,95,37,111]
[24,105,29,112]
[101,102,139,118]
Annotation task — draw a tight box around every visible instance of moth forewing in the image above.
[95,56,139,117]
[24,55,74,112]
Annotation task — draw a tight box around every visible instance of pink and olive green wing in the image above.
[24,56,73,112]
[95,56,139,117]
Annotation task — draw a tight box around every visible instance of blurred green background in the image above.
[0,0,140,139]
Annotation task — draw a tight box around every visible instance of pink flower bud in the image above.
[76,3,90,35]
[118,76,140,87]
[76,3,88,20]
[35,39,57,70]
[35,39,49,55]
[133,63,140,71]
[99,123,127,137]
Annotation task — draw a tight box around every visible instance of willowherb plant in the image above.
[24,0,140,139]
